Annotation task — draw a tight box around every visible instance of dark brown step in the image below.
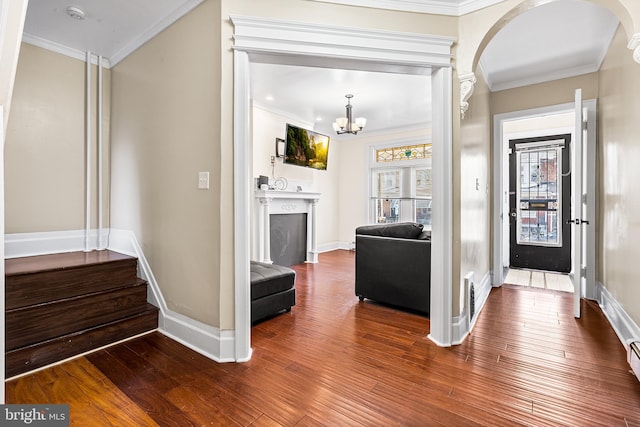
[6,250,139,310]
[6,281,150,351]
[6,304,159,378]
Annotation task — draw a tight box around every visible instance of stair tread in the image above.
[6,278,148,312]
[5,250,135,276]
[7,303,160,353]
[6,305,159,377]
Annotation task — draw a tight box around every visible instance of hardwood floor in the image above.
[7,250,640,426]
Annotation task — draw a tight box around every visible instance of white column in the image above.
[307,198,319,263]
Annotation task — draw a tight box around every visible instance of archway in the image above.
[470,0,624,297]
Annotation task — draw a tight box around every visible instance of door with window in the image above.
[509,134,571,272]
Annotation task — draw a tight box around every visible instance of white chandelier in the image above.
[333,94,366,135]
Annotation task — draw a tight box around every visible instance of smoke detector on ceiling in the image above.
[66,6,86,20]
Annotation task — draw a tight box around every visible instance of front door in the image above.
[509,134,571,272]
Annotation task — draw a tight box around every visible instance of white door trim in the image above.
[231,16,456,358]
[492,100,597,300]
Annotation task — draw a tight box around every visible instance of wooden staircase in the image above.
[5,250,159,378]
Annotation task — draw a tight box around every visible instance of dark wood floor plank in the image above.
[7,250,640,425]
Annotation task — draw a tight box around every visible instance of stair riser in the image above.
[6,259,139,310]
[6,284,149,351]
[6,307,159,378]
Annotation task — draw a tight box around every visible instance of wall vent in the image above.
[464,272,475,328]
[630,342,640,381]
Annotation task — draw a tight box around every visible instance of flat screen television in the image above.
[284,123,330,171]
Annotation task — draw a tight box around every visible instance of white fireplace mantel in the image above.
[254,190,321,264]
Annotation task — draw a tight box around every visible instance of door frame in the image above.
[492,100,597,300]
[232,16,456,360]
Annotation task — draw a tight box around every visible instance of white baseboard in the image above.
[317,241,349,253]
[4,228,238,363]
[452,271,491,345]
[5,228,109,258]
[159,311,239,363]
[596,281,640,354]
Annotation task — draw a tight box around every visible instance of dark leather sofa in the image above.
[355,222,431,315]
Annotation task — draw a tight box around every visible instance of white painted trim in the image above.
[21,0,204,68]
[489,64,601,92]
[452,271,491,345]
[308,0,506,16]
[107,229,166,313]
[428,66,453,347]
[233,50,253,363]
[0,103,5,403]
[108,229,238,362]
[22,33,112,68]
[4,229,236,363]
[84,51,92,253]
[109,0,205,66]
[159,314,236,363]
[230,15,455,70]
[5,229,109,258]
[232,16,454,348]
[492,100,597,297]
[596,281,640,354]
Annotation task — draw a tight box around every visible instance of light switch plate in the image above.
[198,171,210,189]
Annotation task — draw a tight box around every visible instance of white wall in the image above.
[336,127,432,244]
[251,105,340,251]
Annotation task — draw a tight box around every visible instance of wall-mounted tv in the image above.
[284,123,330,171]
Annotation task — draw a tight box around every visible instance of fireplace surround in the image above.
[254,189,321,264]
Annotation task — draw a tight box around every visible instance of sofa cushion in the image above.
[355,222,424,239]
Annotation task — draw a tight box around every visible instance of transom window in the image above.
[376,143,432,162]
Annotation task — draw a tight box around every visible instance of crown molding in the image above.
[488,62,601,92]
[109,0,205,66]
[22,33,111,68]
[308,0,507,16]
[23,0,205,68]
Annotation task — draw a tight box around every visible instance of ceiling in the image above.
[22,0,620,134]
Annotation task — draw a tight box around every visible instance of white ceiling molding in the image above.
[23,0,204,68]
[308,0,507,16]
[482,60,604,92]
[22,32,111,67]
[251,102,315,131]
[108,0,205,66]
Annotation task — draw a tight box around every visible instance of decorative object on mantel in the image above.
[333,94,366,135]
[257,175,269,190]
[268,156,288,190]
[273,177,288,191]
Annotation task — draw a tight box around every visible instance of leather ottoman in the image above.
[250,261,296,323]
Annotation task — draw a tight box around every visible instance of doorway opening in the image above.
[502,114,576,294]
[493,98,597,304]
[232,16,455,359]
